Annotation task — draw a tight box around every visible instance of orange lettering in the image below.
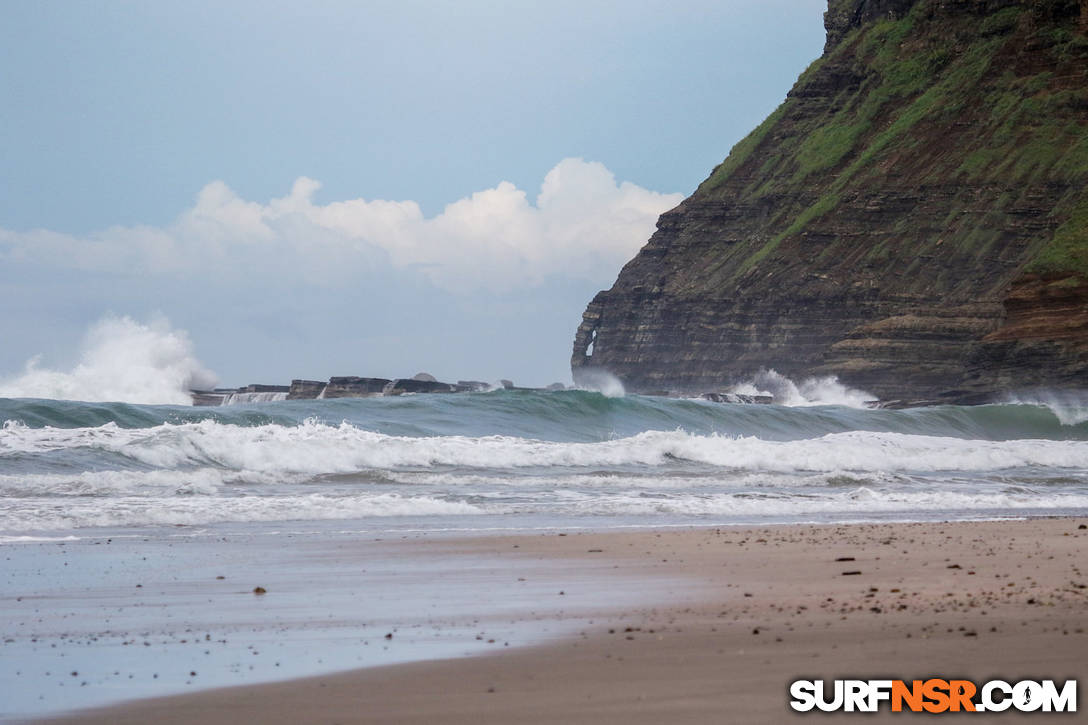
[948,680,977,712]
[892,680,925,712]
[922,679,951,713]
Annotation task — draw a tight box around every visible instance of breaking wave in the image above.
[0,316,216,405]
[1004,390,1088,426]
[2,389,1086,441]
[728,369,876,407]
[2,419,1086,473]
[2,383,1087,534]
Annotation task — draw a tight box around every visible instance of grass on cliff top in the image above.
[742,7,1001,197]
[728,18,1008,282]
[700,3,945,195]
[693,0,1086,286]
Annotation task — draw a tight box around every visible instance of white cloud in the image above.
[0,159,682,293]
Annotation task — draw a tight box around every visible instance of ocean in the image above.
[3,387,1087,540]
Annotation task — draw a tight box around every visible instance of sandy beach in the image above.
[28,517,1086,724]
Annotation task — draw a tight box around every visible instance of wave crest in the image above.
[1004,390,1088,426]
[3,419,1086,474]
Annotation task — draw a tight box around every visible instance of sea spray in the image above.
[572,367,626,398]
[0,316,216,405]
[1003,390,1088,426]
[729,369,876,408]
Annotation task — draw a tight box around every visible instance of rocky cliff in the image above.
[572,0,1088,402]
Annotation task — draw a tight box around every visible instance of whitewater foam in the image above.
[0,316,216,405]
[730,369,876,408]
[3,419,1087,474]
[0,493,482,532]
[5,484,1085,532]
[0,467,303,498]
[0,534,81,544]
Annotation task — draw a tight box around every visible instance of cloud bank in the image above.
[0,159,682,293]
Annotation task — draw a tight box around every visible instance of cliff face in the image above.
[572,0,1088,402]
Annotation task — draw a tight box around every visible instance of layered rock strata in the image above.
[572,0,1088,402]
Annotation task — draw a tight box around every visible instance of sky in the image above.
[0,0,826,391]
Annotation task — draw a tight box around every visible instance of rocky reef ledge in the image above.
[189,375,828,408]
[190,374,566,406]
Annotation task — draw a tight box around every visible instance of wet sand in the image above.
[33,518,1088,724]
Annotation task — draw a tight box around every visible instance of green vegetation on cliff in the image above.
[573,0,1087,399]
[696,0,1087,284]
